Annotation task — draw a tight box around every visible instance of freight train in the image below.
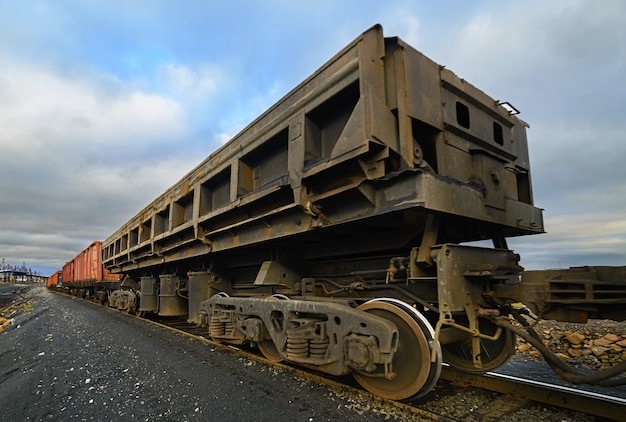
[60,241,121,300]
[52,25,626,400]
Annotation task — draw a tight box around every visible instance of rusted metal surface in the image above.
[62,259,74,288]
[94,25,626,400]
[46,270,62,288]
[62,241,121,296]
[102,25,542,275]
[138,276,158,313]
[510,266,626,322]
[202,296,398,373]
[157,274,187,316]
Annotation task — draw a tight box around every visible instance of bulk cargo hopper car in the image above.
[46,270,63,289]
[100,25,624,400]
[62,241,121,302]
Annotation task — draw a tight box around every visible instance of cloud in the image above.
[158,64,222,100]
[424,0,626,269]
[0,59,187,159]
[531,122,626,205]
[424,0,625,141]
[1,1,624,274]
[0,57,196,270]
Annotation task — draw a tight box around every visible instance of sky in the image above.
[0,0,624,276]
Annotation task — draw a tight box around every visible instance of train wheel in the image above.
[133,292,144,317]
[258,339,283,362]
[257,294,286,362]
[128,301,144,317]
[441,317,515,373]
[353,298,442,400]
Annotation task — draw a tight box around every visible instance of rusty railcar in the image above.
[63,241,120,299]
[101,25,550,399]
[46,270,62,289]
[517,266,626,322]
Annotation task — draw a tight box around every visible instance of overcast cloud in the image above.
[1,0,624,275]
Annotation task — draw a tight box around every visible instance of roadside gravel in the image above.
[0,287,420,421]
[516,318,626,370]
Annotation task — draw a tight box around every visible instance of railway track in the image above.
[151,313,626,420]
[439,366,625,420]
[50,290,624,420]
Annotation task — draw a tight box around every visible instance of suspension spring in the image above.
[285,334,329,361]
[309,338,329,360]
[286,333,309,360]
[209,317,225,337]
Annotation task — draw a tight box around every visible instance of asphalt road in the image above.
[0,287,424,421]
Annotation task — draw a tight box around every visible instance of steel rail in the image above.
[440,365,625,420]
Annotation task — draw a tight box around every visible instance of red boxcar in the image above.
[62,241,120,297]
[46,270,62,288]
[62,259,74,287]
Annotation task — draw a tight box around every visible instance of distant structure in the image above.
[0,258,45,283]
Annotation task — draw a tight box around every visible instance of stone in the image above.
[565,332,585,345]
[0,317,9,332]
[556,353,570,361]
[591,347,608,358]
[567,349,582,357]
[593,337,613,347]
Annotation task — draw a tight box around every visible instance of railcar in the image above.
[98,25,624,399]
[518,266,626,322]
[46,270,62,289]
[62,241,121,300]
